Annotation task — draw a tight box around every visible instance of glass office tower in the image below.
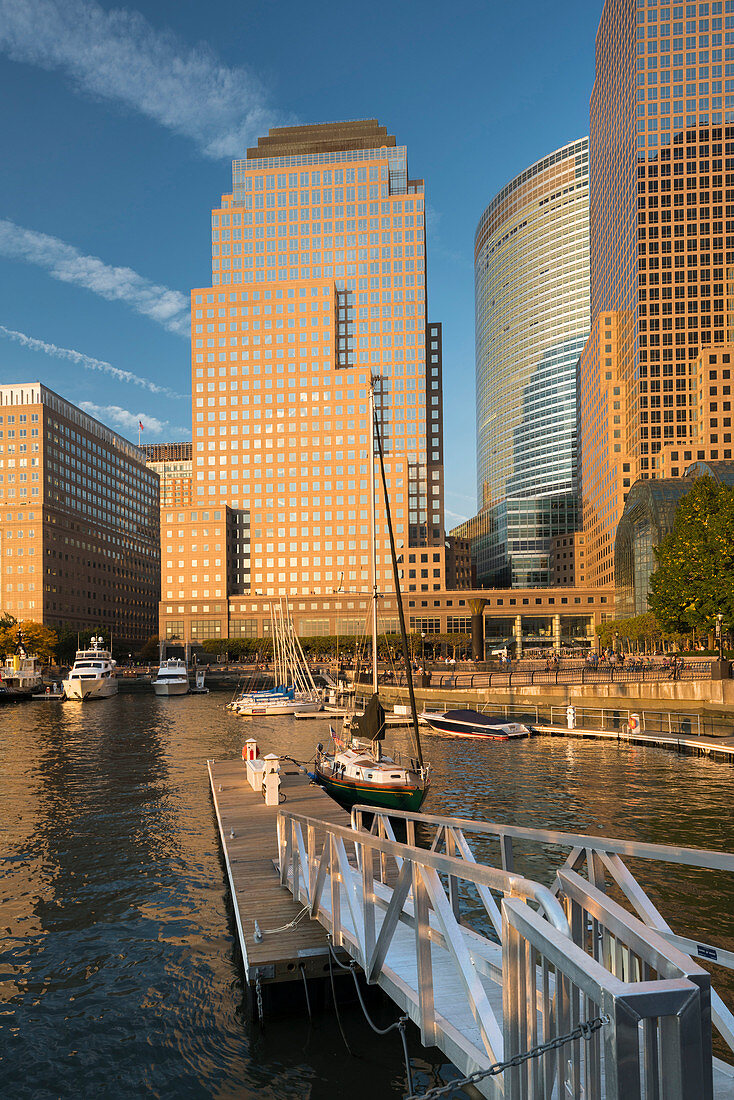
[474,139,590,586]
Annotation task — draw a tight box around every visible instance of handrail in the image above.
[278,807,570,934]
[350,805,734,871]
[276,804,715,1098]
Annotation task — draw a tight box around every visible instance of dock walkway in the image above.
[207,757,350,989]
[536,723,734,762]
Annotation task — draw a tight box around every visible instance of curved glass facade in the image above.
[474,138,590,586]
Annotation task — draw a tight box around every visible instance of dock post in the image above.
[263,754,281,807]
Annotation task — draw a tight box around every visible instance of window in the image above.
[230,618,259,638]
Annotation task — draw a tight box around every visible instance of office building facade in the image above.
[0,382,160,643]
[160,120,448,643]
[473,139,590,587]
[142,442,193,509]
[579,0,734,586]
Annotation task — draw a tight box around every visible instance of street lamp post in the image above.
[421,632,426,664]
[716,613,724,661]
[614,631,620,657]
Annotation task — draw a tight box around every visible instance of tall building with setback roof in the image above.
[160,120,447,645]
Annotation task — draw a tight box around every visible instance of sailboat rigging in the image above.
[228,599,321,716]
[312,375,431,811]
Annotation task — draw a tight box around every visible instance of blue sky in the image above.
[0,0,602,526]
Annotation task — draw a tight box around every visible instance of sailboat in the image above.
[230,599,321,717]
[312,376,431,812]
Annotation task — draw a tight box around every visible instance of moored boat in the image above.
[312,378,430,812]
[229,600,321,717]
[0,635,44,700]
[62,635,118,701]
[420,708,530,739]
[152,658,189,696]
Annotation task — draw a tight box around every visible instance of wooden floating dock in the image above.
[536,723,734,762]
[294,708,428,726]
[207,756,351,991]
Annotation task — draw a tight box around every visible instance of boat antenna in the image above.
[370,374,423,768]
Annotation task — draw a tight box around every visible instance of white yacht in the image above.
[152,659,189,696]
[62,636,118,701]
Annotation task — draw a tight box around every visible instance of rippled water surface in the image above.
[2,693,734,1097]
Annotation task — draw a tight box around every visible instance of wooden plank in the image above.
[208,756,351,985]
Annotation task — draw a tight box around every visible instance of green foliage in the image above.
[138,636,161,663]
[55,626,113,664]
[596,612,664,649]
[200,638,273,660]
[648,476,734,634]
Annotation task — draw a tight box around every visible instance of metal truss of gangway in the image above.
[276,804,734,1099]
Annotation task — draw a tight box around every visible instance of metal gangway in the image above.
[276,805,734,1099]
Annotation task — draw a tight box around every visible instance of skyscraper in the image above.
[473,139,590,587]
[159,120,447,643]
[0,382,160,643]
[579,0,734,586]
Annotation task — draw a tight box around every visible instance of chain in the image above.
[405,1015,608,1100]
[255,972,264,1026]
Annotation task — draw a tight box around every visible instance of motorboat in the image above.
[152,658,189,696]
[0,638,44,700]
[419,708,530,739]
[235,691,321,717]
[62,635,118,701]
[312,378,430,813]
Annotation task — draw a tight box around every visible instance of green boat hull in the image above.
[314,772,429,813]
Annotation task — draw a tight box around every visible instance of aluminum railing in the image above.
[354,806,734,1066]
[277,806,715,1099]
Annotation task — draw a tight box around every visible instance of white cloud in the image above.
[79,401,186,440]
[0,324,186,399]
[444,507,471,525]
[0,0,283,158]
[0,219,190,337]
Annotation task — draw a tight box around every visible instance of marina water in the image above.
[2,693,734,1097]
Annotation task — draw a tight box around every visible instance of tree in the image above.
[648,476,734,636]
[138,636,161,663]
[0,619,58,660]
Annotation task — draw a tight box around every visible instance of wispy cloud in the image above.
[444,507,471,526]
[0,324,187,399]
[0,219,190,337]
[80,401,187,440]
[0,0,283,158]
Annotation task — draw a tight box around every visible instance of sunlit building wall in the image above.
[474,138,590,587]
[142,442,193,509]
[580,0,734,586]
[0,382,160,643]
[159,120,447,643]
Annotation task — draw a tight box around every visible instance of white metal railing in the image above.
[277,807,714,1099]
[354,807,734,1067]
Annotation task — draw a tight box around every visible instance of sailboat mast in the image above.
[368,379,379,694]
[372,390,424,769]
